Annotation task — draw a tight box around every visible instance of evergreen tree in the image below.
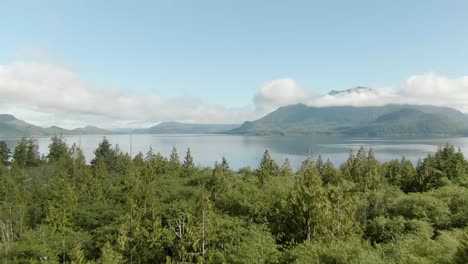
[169,146,181,172]
[316,155,325,175]
[384,157,417,192]
[46,177,78,232]
[145,145,155,161]
[25,138,41,167]
[13,138,40,167]
[47,135,70,162]
[182,148,195,177]
[133,152,145,167]
[0,140,10,166]
[69,143,89,188]
[183,148,194,169]
[287,158,330,242]
[279,158,294,177]
[325,183,361,239]
[321,159,341,185]
[256,150,279,186]
[341,150,356,179]
[365,148,383,190]
[91,137,116,169]
[220,156,230,171]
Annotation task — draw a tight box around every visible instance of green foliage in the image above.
[279,158,294,178]
[0,140,10,166]
[454,230,468,264]
[286,158,329,242]
[0,139,467,263]
[47,135,70,163]
[256,149,279,187]
[284,239,384,264]
[12,138,41,167]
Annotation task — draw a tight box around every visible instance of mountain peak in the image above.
[328,86,374,96]
[0,114,17,122]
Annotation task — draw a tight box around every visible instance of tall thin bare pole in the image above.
[129,129,133,157]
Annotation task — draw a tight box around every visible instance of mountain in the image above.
[228,104,468,136]
[0,114,112,137]
[134,122,240,134]
[328,86,374,96]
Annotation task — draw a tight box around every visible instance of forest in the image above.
[0,136,467,263]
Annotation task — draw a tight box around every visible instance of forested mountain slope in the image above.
[229,104,468,136]
[0,114,111,137]
[134,121,239,134]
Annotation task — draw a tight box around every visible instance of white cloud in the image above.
[1,59,468,129]
[311,87,399,107]
[401,73,468,112]
[253,78,313,112]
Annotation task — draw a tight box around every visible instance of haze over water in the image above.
[3,135,467,169]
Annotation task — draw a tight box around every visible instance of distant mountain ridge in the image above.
[134,122,239,134]
[229,104,468,136]
[0,114,112,137]
[328,86,374,96]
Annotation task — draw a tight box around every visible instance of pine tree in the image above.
[169,146,180,172]
[145,145,155,161]
[183,148,194,169]
[182,148,195,177]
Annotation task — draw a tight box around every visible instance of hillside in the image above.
[0,114,112,137]
[134,122,239,134]
[229,104,468,136]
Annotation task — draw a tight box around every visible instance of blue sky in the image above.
[0,1,468,127]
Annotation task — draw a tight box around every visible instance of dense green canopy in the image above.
[0,137,466,263]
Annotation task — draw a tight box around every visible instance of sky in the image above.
[0,0,468,128]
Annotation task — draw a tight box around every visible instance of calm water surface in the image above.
[3,134,468,169]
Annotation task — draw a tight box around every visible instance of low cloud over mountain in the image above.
[254,74,468,112]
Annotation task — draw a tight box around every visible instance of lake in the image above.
[2,134,468,169]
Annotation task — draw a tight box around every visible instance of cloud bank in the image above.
[1,60,468,129]
[0,61,255,128]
